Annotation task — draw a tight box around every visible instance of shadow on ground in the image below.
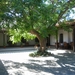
[0,60,8,75]
[2,50,75,75]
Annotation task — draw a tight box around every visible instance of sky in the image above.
[69,8,75,19]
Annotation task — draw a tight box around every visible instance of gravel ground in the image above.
[0,47,75,75]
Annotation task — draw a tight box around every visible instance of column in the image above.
[3,31,5,47]
[73,28,75,51]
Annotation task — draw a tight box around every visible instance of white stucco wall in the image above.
[63,30,68,43]
[50,29,73,45]
[58,29,71,43]
[69,31,73,42]
[50,35,56,45]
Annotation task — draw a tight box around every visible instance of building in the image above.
[0,21,75,51]
[0,29,73,48]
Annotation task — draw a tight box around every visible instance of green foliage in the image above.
[29,50,52,57]
[59,22,73,32]
[0,0,75,43]
[8,29,36,43]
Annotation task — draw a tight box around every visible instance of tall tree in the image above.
[0,0,75,52]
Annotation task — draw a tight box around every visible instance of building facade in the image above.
[0,29,73,49]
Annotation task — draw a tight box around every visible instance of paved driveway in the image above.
[0,47,75,75]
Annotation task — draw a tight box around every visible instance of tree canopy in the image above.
[0,0,75,50]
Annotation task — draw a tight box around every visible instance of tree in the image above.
[0,0,75,53]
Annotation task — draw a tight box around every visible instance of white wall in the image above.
[50,35,56,45]
[58,29,71,43]
[63,30,68,43]
[50,29,73,45]
[69,31,73,42]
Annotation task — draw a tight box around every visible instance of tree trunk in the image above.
[56,40,59,49]
[39,37,47,52]
[30,29,47,52]
[55,30,59,49]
